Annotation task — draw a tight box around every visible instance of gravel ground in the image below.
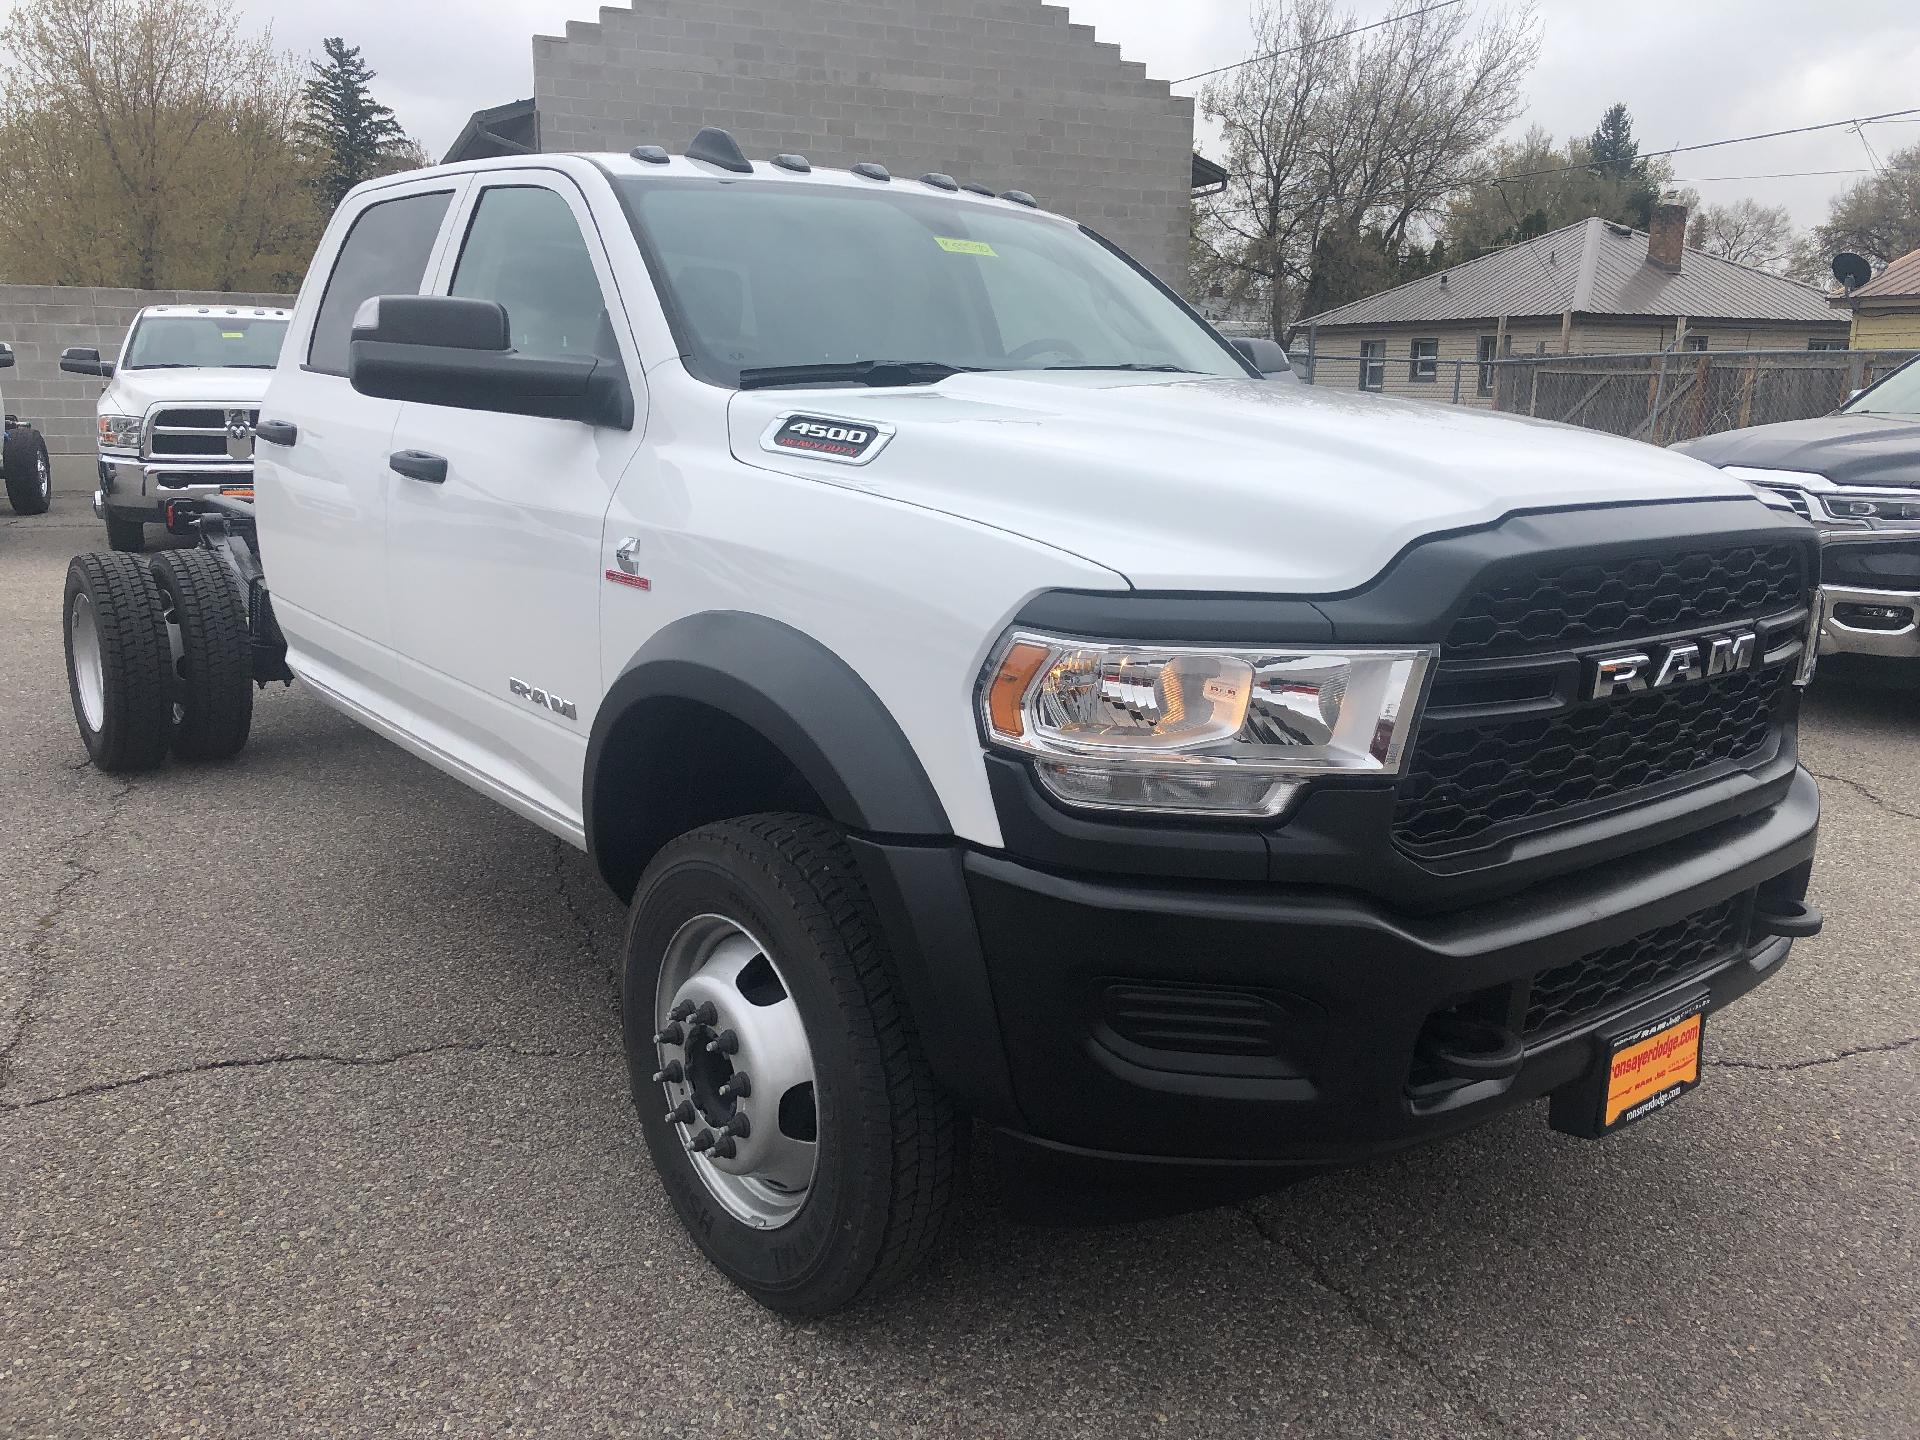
[3,469,1915,1438]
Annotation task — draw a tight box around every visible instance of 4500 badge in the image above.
[761,413,896,466]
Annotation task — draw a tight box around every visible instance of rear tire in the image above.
[624,814,961,1316]
[105,510,147,553]
[63,552,173,772]
[149,549,253,761]
[3,428,50,515]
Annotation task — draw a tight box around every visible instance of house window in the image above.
[1476,334,1499,395]
[1807,339,1847,351]
[1410,337,1439,382]
[1358,340,1385,392]
[1682,333,1709,352]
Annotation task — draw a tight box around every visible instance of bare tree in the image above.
[0,0,321,289]
[1194,0,1540,336]
[1811,140,1920,272]
[1687,199,1800,273]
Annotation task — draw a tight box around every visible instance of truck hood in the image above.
[1675,413,1920,490]
[727,371,1755,592]
[104,367,274,411]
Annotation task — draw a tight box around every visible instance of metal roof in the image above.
[1302,217,1840,328]
[1843,245,1920,305]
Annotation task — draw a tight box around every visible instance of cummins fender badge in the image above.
[1586,627,1757,701]
[761,412,895,466]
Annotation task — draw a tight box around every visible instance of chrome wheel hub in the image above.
[70,592,105,732]
[654,914,818,1229]
[36,452,49,501]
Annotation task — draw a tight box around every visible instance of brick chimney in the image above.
[1647,203,1688,273]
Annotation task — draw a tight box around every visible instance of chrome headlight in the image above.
[979,632,1434,818]
[97,413,141,451]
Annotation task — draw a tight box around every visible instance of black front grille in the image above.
[149,407,255,459]
[1444,545,1807,660]
[1524,898,1746,1036]
[1394,666,1786,854]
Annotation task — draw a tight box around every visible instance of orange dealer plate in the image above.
[1603,1000,1706,1130]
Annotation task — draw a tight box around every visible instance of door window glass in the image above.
[307,190,453,375]
[451,186,619,361]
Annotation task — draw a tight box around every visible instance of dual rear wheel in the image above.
[63,548,253,771]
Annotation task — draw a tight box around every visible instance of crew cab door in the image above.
[254,178,466,702]
[383,171,645,837]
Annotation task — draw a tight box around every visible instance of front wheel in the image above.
[3,428,50,515]
[623,814,961,1316]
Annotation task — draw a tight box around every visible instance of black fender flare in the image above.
[586,610,952,891]
[587,610,1023,1126]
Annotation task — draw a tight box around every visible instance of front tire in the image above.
[623,814,961,1316]
[104,510,147,553]
[2,428,50,515]
[149,549,253,760]
[63,552,173,772]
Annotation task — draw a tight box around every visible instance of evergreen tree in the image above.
[297,37,410,212]
[1587,102,1661,226]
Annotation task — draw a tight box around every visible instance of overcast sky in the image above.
[22,0,1920,230]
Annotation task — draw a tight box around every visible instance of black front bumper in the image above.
[853,767,1819,1169]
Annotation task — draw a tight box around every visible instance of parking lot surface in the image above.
[4,470,1916,1438]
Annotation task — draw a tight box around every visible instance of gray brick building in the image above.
[445,0,1198,286]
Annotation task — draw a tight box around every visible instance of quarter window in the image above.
[307,190,453,375]
[1358,340,1385,392]
[451,186,619,361]
[1410,338,1438,382]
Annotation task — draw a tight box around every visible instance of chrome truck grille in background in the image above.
[146,407,260,460]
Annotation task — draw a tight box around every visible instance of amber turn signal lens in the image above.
[987,642,1050,737]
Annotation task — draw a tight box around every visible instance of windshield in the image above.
[122,315,287,370]
[619,178,1249,387]
[1842,355,1920,417]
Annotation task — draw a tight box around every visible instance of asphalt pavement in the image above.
[3,466,1915,1438]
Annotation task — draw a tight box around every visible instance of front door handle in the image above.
[389,449,448,484]
[255,419,298,447]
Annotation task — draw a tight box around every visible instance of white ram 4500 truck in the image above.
[58,132,1826,1316]
[61,304,289,552]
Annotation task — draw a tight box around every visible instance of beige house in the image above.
[1295,206,1849,406]
[1834,246,1920,348]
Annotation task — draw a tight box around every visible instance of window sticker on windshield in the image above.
[221,331,245,340]
[935,237,996,257]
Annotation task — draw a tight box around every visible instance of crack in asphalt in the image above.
[0,1039,605,1114]
[1234,1204,1517,1435]
[1706,1032,1920,1073]
[0,771,137,1097]
[552,833,622,1017]
[1806,768,1920,824]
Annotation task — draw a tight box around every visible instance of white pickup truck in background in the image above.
[60,305,288,551]
[57,131,1826,1317]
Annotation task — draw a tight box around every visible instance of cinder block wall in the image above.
[531,0,1195,286]
[0,286,294,454]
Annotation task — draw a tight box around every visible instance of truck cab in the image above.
[62,133,1826,1316]
[62,304,289,551]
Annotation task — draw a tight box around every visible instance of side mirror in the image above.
[1846,387,1865,404]
[0,343,14,370]
[60,346,114,378]
[347,294,633,429]
[1230,336,1293,378]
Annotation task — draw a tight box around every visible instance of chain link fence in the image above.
[1290,348,1919,445]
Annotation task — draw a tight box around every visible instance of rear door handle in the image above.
[389,449,448,484]
[255,419,298,446]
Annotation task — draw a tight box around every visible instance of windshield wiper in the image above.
[126,363,194,369]
[1039,363,1198,373]
[737,360,981,390]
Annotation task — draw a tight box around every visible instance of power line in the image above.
[1669,168,1874,183]
[1172,0,1464,86]
[1485,107,1920,188]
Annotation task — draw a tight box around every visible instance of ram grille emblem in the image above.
[509,677,578,720]
[1586,627,1756,701]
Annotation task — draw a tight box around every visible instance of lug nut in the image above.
[711,1134,738,1159]
[706,1028,739,1055]
[669,1000,696,1022]
[652,1061,684,1084]
[718,1072,752,1100]
[690,1001,719,1026]
[688,1129,716,1152]
[664,1100,696,1125]
[723,1112,751,1139]
[654,1022,686,1046]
